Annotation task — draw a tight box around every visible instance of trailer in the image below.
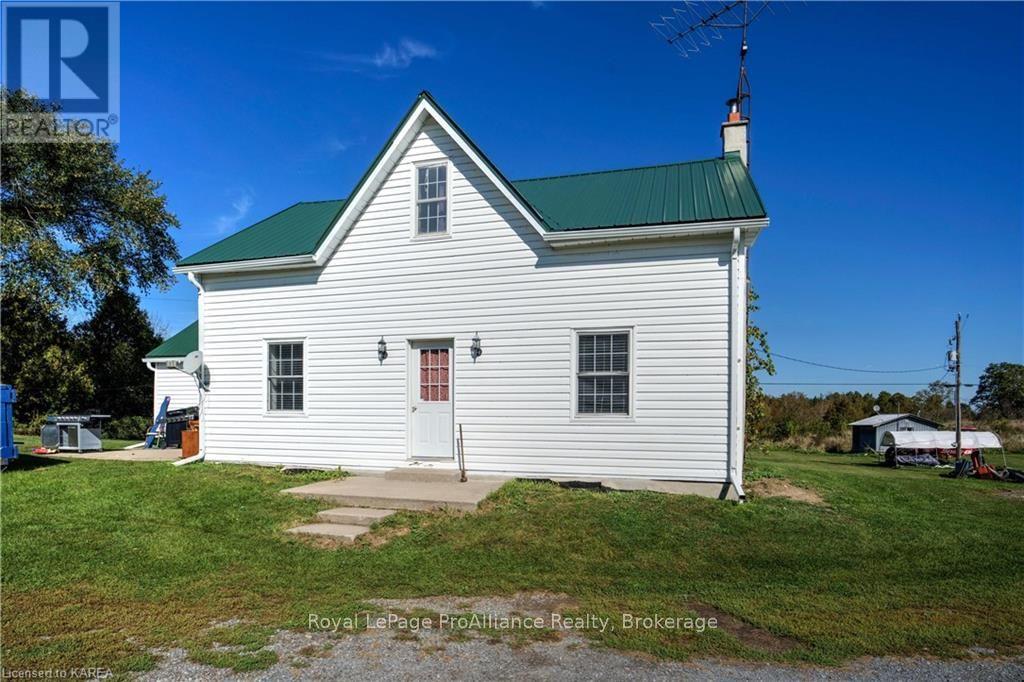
[1,385,17,467]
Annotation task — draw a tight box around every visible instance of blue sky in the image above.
[117,1,1023,397]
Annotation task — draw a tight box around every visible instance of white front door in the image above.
[409,340,454,459]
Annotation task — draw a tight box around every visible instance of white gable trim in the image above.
[311,97,548,267]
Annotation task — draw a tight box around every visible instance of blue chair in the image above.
[146,396,171,449]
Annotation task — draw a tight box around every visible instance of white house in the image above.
[151,92,768,499]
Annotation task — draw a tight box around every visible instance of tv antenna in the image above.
[651,1,778,121]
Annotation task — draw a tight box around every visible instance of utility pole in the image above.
[953,314,962,460]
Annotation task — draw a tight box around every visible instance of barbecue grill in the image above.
[40,413,110,452]
[165,406,199,448]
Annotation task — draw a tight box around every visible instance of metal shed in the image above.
[848,413,942,453]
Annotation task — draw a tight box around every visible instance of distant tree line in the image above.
[749,363,1024,451]
[1,288,164,431]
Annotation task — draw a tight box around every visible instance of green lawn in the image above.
[2,450,1022,674]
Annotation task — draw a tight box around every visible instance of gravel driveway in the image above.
[141,593,1024,681]
[142,628,1024,682]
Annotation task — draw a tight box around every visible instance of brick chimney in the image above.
[720,97,749,167]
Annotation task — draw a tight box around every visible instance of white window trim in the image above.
[410,158,453,241]
[263,337,307,417]
[569,327,636,422]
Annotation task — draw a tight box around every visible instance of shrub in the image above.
[105,415,151,440]
[14,413,48,435]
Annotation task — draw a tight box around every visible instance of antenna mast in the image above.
[652,1,775,121]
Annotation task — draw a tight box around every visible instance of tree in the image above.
[971,363,1024,419]
[1,89,179,422]
[746,283,776,441]
[823,393,858,433]
[1,89,180,311]
[914,381,954,423]
[73,289,162,418]
[0,289,94,421]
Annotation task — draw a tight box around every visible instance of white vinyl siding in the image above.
[151,363,199,419]
[267,342,304,411]
[196,118,737,482]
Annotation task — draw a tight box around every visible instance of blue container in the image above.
[1,385,17,463]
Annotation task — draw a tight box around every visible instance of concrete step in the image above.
[317,506,395,525]
[285,523,371,543]
[282,476,506,512]
[384,467,463,483]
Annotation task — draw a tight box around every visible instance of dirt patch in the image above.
[747,478,826,506]
[689,602,801,654]
[360,525,411,547]
[996,489,1024,501]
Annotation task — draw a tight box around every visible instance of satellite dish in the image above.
[873,405,881,414]
[182,351,204,375]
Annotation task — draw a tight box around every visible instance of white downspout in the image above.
[175,271,207,466]
[728,227,747,502]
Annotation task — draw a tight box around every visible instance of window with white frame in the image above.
[268,342,304,411]
[416,163,448,235]
[576,331,630,415]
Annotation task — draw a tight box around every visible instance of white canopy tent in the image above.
[881,430,1003,450]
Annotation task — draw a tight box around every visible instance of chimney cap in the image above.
[725,97,744,123]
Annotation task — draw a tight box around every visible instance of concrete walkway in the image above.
[40,448,182,462]
[282,468,507,543]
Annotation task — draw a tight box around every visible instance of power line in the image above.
[769,352,946,374]
[762,382,946,387]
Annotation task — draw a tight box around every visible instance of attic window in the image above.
[416,163,448,235]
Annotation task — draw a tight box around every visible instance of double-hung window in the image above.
[416,163,448,235]
[576,331,630,416]
[268,341,304,411]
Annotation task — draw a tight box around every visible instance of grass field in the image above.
[2,449,1022,675]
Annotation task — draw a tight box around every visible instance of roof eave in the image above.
[544,217,769,249]
[174,218,770,272]
[173,253,318,275]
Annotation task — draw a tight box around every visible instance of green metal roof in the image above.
[177,200,346,267]
[511,155,765,231]
[176,92,766,268]
[145,321,199,359]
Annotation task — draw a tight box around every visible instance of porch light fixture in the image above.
[470,333,482,361]
[377,337,388,364]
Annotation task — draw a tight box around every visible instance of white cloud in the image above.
[325,136,350,155]
[213,192,253,234]
[371,39,437,68]
[316,39,439,74]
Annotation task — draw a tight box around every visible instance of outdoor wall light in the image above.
[470,333,483,361]
[377,337,388,364]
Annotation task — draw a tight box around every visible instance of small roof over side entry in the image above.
[145,321,199,360]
